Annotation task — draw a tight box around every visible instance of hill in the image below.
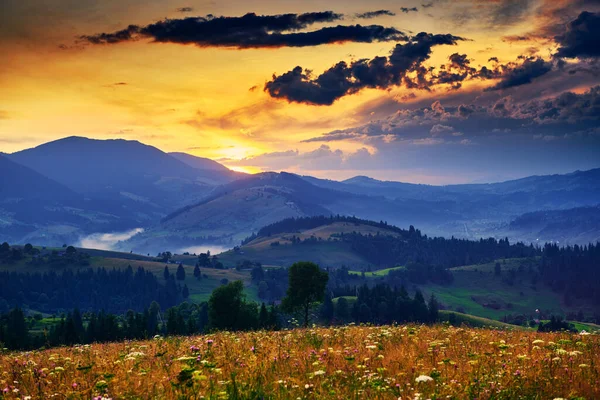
[342,256,595,323]
[4,137,244,246]
[4,136,599,251]
[120,172,348,254]
[506,205,600,245]
[8,137,218,210]
[0,154,128,245]
[221,216,407,269]
[0,243,255,313]
[303,169,600,243]
[142,168,600,254]
[169,152,236,174]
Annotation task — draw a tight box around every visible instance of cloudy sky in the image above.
[1,0,599,183]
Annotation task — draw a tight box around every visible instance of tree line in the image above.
[0,262,444,351]
[539,242,600,305]
[0,265,183,314]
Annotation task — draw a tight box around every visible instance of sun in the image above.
[227,165,262,174]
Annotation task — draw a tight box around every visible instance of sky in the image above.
[1,0,599,184]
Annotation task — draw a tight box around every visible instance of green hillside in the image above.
[350,257,592,323]
[219,220,405,269]
[0,246,257,305]
[438,310,527,329]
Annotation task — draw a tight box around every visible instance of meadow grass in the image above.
[1,324,598,399]
[348,266,406,277]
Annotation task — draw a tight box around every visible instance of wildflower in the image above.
[314,370,326,376]
[72,383,78,389]
[415,375,434,383]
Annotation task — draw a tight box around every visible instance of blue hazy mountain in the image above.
[3,136,599,251]
[0,153,103,244]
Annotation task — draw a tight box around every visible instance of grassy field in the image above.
[246,222,402,249]
[420,262,572,321]
[332,296,358,305]
[0,250,258,305]
[89,257,257,304]
[1,325,598,399]
[219,241,372,269]
[438,310,527,330]
[353,258,587,322]
[348,266,405,277]
[217,221,404,270]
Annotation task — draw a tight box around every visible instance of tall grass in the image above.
[1,324,598,399]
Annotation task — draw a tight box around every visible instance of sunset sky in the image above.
[1,0,599,183]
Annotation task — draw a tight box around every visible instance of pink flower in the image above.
[251,346,255,352]
[72,383,78,389]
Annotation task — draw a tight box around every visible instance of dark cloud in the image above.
[485,57,553,91]
[304,86,600,145]
[82,25,141,44]
[501,35,532,42]
[177,7,194,13]
[79,12,410,49]
[356,10,396,19]
[401,7,419,13]
[555,11,600,58]
[265,33,464,105]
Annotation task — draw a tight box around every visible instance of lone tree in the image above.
[176,264,186,281]
[208,280,244,331]
[282,261,328,327]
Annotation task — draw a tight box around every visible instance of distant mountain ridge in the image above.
[1,137,237,245]
[2,136,599,252]
[0,154,127,245]
[507,205,600,245]
[169,152,231,172]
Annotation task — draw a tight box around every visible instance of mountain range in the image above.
[1,136,599,253]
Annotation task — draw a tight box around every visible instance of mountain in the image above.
[0,154,117,245]
[7,137,222,219]
[507,205,600,245]
[303,169,600,241]
[119,172,340,254]
[5,136,599,251]
[169,152,229,172]
[0,153,77,203]
[169,152,246,184]
[311,169,600,205]
[132,168,600,254]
